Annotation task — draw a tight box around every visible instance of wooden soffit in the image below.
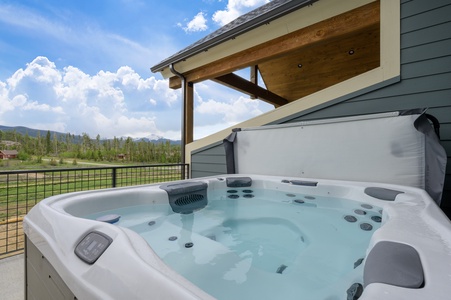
[169,0,380,106]
[259,24,380,101]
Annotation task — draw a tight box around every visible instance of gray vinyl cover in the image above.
[224,110,447,204]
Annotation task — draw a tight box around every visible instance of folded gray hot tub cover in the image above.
[224,109,447,204]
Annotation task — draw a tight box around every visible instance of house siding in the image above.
[191,142,227,178]
[191,0,451,207]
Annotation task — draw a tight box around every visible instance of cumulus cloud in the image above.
[212,0,269,26]
[190,79,273,138]
[0,56,272,140]
[0,56,180,138]
[196,95,263,125]
[8,57,61,90]
[178,0,269,33]
[179,12,209,33]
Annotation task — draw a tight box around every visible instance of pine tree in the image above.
[45,130,51,154]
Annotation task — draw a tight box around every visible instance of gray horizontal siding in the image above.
[191,143,227,178]
[401,0,450,19]
[401,1,451,31]
[190,0,451,208]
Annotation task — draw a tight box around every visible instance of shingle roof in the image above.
[150,0,317,73]
[0,150,18,155]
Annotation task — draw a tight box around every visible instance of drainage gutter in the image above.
[169,63,187,174]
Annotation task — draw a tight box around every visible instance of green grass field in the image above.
[0,165,184,222]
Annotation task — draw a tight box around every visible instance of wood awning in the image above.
[168,1,380,107]
[151,0,380,147]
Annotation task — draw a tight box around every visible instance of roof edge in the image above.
[150,0,318,74]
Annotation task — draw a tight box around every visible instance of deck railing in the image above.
[0,163,189,257]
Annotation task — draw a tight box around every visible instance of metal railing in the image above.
[0,163,189,257]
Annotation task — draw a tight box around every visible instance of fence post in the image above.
[112,167,117,188]
[181,164,185,180]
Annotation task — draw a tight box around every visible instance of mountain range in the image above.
[0,125,180,145]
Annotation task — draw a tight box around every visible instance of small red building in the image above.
[0,150,18,159]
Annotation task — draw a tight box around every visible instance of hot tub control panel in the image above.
[74,231,113,264]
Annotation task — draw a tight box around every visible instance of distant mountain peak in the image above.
[133,133,163,141]
[0,124,180,145]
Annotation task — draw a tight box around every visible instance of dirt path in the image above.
[42,158,122,167]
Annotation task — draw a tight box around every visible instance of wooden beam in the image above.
[250,65,258,85]
[168,1,380,88]
[169,77,182,89]
[250,65,258,99]
[185,82,194,144]
[213,73,288,107]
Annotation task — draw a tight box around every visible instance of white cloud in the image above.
[212,0,269,26]
[152,78,179,106]
[0,56,273,140]
[22,100,64,113]
[7,57,61,91]
[178,0,268,32]
[11,94,27,107]
[0,56,181,138]
[180,12,209,33]
[196,95,265,124]
[0,81,13,114]
[117,66,146,89]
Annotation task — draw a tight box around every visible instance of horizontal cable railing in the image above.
[0,163,189,257]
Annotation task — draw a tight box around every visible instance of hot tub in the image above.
[24,175,451,300]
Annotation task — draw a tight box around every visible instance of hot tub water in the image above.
[85,186,382,300]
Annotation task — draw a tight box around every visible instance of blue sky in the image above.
[0,0,273,140]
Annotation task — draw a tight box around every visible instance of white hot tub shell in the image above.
[24,175,451,299]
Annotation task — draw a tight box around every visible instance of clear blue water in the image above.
[85,187,382,300]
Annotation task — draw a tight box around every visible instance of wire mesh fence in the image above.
[0,164,189,257]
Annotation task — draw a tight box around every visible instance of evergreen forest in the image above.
[0,129,181,164]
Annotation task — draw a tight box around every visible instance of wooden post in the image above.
[185,82,194,144]
[250,65,258,99]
